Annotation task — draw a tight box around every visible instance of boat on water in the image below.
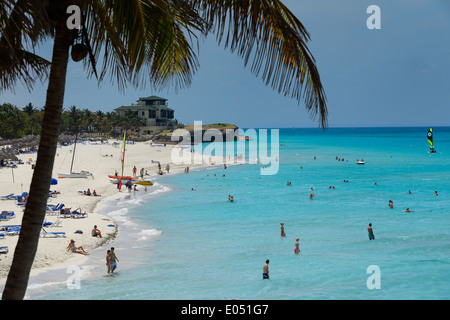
[427,128,437,153]
[355,159,365,165]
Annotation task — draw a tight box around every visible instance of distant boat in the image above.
[427,128,437,153]
[356,159,365,165]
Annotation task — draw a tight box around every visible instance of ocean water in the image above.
[24,127,450,299]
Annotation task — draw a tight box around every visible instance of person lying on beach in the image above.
[92,225,102,238]
[67,239,89,255]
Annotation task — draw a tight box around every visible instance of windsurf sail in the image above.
[427,128,435,151]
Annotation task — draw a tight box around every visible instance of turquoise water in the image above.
[25,127,450,299]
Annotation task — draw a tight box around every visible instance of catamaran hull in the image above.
[58,172,92,178]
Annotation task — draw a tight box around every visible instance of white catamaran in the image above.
[58,128,93,178]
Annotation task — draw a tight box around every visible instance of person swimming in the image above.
[228,195,234,202]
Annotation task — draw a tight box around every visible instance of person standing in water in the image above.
[368,223,375,240]
[106,250,111,274]
[294,238,300,254]
[263,260,270,279]
[110,247,119,273]
[280,223,286,237]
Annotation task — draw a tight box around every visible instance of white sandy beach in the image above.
[0,138,223,285]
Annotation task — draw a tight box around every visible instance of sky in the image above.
[1,0,449,128]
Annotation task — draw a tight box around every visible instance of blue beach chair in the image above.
[0,211,15,220]
[41,228,66,238]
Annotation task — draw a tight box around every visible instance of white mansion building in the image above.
[114,95,177,135]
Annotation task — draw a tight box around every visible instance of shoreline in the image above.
[0,139,228,291]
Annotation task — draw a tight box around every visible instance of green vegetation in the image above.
[0,102,144,139]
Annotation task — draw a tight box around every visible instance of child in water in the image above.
[294,238,300,254]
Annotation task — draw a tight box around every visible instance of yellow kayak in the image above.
[135,181,153,186]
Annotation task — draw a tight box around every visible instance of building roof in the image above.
[114,105,174,112]
[114,105,157,112]
[138,95,167,101]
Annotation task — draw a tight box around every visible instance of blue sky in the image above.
[1,0,449,128]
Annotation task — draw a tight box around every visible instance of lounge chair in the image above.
[43,217,62,228]
[0,193,14,200]
[0,211,15,220]
[46,203,64,215]
[71,212,88,219]
[4,226,20,236]
[0,233,4,239]
[41,228,66,238]
[0,246,8,254]
[0,225,20,232]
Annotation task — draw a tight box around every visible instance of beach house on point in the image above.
[114,95,177,135]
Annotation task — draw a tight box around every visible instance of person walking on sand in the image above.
[110,247,119,273]
[263,260,270,279]
[106,250,111,274]
[294,238,300,254]
[368,223,375,240]
[132,166,137,177]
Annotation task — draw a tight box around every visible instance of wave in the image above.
[136,228,162,241]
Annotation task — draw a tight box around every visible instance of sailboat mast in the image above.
[70,125,79,174]
[121,131,126,177]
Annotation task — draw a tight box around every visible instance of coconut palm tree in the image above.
[1,0,327,300]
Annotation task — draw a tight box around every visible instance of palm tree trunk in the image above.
[2,20,72,300]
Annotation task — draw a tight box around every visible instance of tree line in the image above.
[0,102,145,139]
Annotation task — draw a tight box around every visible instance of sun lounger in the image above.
[0,193,14,200]
[41,228,66,238]
[71,211,88,219]
[4,226,20,236]
[0,246,8,254]
[0,211,15,220]
[0,225,20,232]
[46,203,64,215]
[0,233,4,239]
[43,217,62,228]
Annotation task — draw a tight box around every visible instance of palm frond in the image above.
[0,0,51,93]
